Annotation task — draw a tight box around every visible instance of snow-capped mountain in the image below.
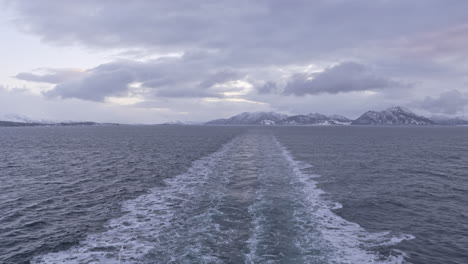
[206,112,351,125]
[0,113,107,127]
[206,112,288,125]
[351,106,434,125]
[0,114,54,124]
[159,120,203,125]
[279,113,351,125]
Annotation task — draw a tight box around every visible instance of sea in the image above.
[0,125,467,264]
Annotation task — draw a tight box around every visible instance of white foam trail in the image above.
[273,136,415,264]
[32,132,414,264]
[32,136,241,264]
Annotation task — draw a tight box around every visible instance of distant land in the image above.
[206,112,351,125]
[0,114,119,127]
[205,106,468,126]
[351,106,434,125]
[0,120,118,127]
[1,106,468,127]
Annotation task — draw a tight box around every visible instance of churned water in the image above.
[273,126,468,264]
[0,126,244,264]
[0,126,467,264]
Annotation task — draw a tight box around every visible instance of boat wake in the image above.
[32,130,413,264]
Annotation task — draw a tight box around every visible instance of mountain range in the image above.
[0,120,104,127]
[205,106,468,126]
[351,106,434,125]
[1,107,467,127]
[206,112,352,125]
[0,114,116,127]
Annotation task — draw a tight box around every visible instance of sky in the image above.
[1,0,468,123]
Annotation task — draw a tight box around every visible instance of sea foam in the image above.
[32,132,414,264]
[274,136,414,264]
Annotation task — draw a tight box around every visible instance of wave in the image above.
[32,135,240,264]
[274,136,414,264]
[32,131,414,263]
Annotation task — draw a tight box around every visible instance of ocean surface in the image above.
[0,126,466,264]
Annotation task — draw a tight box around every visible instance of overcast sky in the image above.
[1,0,468,123]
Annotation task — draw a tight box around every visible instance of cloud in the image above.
[283,62,407,95]
[15,68,86,84]
[42,57,245,101]
[0,87,201,123]
[257,82,279,94]
[8,0,468,66]
[393,23,468,58]
[198,70,239,89]
[46,68,134,101]
[418,90,468,115]
[4,1,468,122]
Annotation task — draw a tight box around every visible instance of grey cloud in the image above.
[6,0,468,120]
[155,88,221,99]
[46,68,135,101]
[283,62,406,95]
[257,82,279,94]
[198,70,239,89]
[15,69,86,84]
[44,58,244,101]
[418,90,468,115]
[393,24,468,58]
[8,0,468,66]
[0,87,193,124]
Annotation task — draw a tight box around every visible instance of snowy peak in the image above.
[280,113,351,125]
[206,112,288,125]
[0,113,110,127]
[206,112,351,125]
[352,106,434,125]
[386,106,409,112]
[0,114,54,124]
[233,112,288,124]
[160,120,202,125]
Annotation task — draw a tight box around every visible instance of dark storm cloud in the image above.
[15,69,86,84]
[418,90,468,115]
[283,62,406,95]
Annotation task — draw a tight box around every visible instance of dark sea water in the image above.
[0,126,244,264]
[0,126,467,264]
[273,126,468,264]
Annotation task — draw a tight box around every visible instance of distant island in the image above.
[0,120,119,127]
[1,106,467,127]
[205,106,468,126]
